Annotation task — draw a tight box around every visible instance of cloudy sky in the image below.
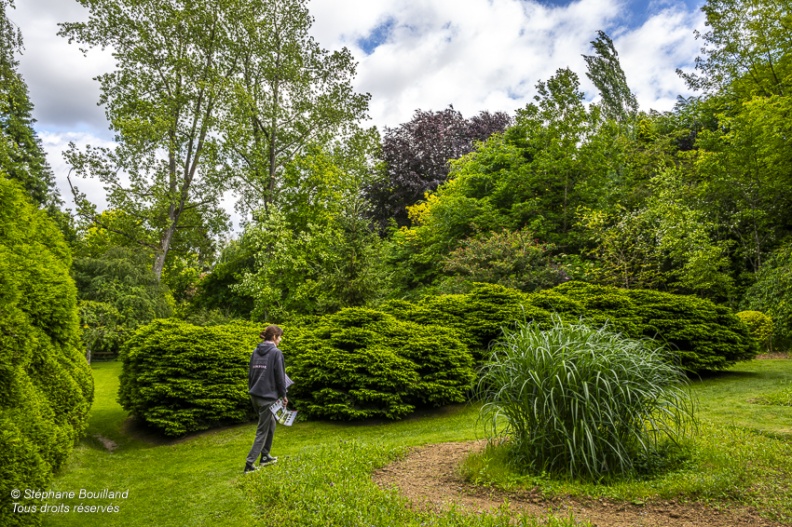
[8,0,706,223]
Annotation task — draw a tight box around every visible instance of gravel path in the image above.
[373,441,784,527]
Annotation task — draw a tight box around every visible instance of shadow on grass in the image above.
[117,415,257,447]
[692,369,763,382]
[300,402,476,428]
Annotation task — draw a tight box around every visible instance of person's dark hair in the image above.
[260,325,283,341]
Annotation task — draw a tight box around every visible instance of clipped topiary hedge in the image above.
[380,283,552,361]
[119,310,475,430]
[381,281,757,373]
[0,177,94,527]
[118,319,261,436]
[281,308,475,420]
[529,282,758,372]
[118,280,754,434]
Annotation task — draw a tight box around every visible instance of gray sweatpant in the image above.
[246,395,277,465]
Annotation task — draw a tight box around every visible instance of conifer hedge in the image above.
[381,281,757,373]
[531,282,758,372]
[282,308,475,420]
[0,177,94,527]
[118,320,261,436]
[120,309,476,431]
[119,280,755,435]
[379,283,552,361]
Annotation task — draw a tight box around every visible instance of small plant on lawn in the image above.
[478,317,697,479]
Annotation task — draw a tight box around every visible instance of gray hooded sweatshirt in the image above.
[248,341,287,402]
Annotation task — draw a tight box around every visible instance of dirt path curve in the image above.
[373,441,784,527]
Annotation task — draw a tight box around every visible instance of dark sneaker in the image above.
[244,462,259,473]
[259,455,277,466]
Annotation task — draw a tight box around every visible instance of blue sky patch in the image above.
[357,18,396,55]
[532,0,704,30]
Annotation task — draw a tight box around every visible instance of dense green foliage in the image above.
[189,236,256,319]
[380,283,552,361]
[367,107,511,229]
[282,308,475,420]
[118,319,260,436]
[72,246,172,359]
[384,68,610,295]
[742,242,792,348]
[478,319,696,479]
[380,282,757,372]
[119,279,754,432]
[736,310,774,351]
[439,228,567,294]
[531,282,758,372]
[237,136,386,321]
[0,176,93,527]
[118,308,475,432]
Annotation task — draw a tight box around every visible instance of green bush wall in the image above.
[282,308,475,420]
[118,320,261,436]
[119,310,475,431]
[0,176,94,527]
[118,279,754,435]
[382,281,757,373]
[531,282,758,372]
[380,283,553,361]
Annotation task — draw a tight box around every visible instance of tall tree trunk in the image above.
[153,210,179,280]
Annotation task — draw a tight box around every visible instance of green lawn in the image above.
[695,359,792,434]
[38,358,792,526]
[40,361,487,527]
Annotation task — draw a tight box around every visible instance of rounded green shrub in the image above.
[530,282,758,372]
[118,319,261,436]
[0,176,93,527]
[283,307,475,420]
[379,283,552,361]
[736,311,774,352]
[478,318,697,479]
[382,281,756,373]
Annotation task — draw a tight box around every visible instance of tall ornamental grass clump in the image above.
[478,318,696,479]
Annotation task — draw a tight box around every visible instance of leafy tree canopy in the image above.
[367,106,511,229]
[222,0,370,214]
[681,0,792,98]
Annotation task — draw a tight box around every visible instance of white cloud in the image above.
[39,131,115,213]
[10,0,114,135]
[616,6,707,112]
[310,0,703,129]
[12,0,706,222]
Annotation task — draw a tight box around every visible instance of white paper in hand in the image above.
[270,399,298,426]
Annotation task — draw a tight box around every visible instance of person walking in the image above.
[245,325,288,473]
